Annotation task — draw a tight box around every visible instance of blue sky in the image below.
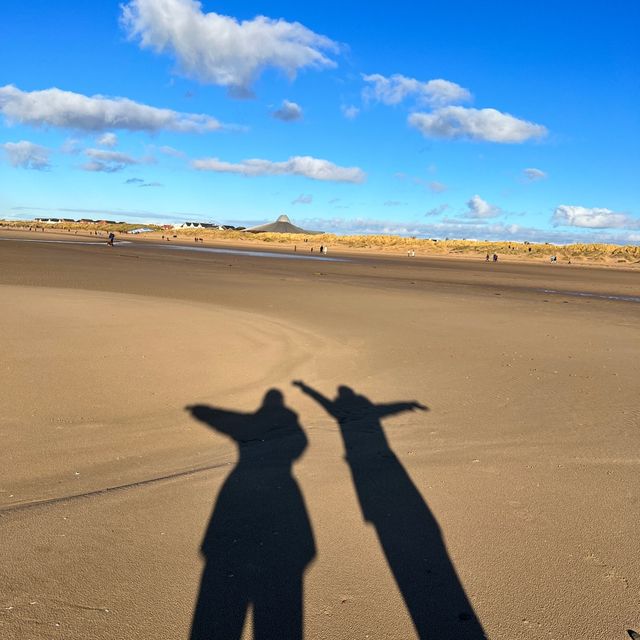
[1,0,638,242]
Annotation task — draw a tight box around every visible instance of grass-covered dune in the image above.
[2,219,639,266]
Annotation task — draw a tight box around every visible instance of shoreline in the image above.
[2,224,640,272]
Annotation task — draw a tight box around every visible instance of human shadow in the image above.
[186,389,316,640]
[293,381,486,640]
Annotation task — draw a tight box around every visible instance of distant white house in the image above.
[173,221,248,230]
[173,221,218,229]
[35,217,75,224]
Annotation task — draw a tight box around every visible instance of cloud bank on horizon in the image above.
[0,0,637,243]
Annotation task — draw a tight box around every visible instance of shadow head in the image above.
[262,388,284,408]
[337,385,356,400]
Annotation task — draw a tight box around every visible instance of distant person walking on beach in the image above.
[107,232,115,246]
[492,253,498,262]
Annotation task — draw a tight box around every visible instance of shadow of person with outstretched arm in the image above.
[293,381,486,640]
[186,389,316,640]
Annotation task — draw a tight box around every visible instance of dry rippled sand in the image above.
[1,231,639,639]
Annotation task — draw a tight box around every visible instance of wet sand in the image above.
[1,230,639,639]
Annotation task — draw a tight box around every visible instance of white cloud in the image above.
[158,145,186,158]
[85,149,140,163]
[82,162,126,173]
[395,172,447,192]
[121,0,338,96]
[428,181,447,193]
[292,193,312,205]
[465,195,501,218]
[552,205,637,229]
[409,107,547,143]
[523,167,547,181]
[192,155,366,183]
[97,132,118,147]
[61,138,82,154]
[2,140,51,170]
[0,84,222,133]
[81,148,145,173]
[273,100,303,122]
[341,104,360,119]
[363,73,471,107]
[425,204,449,217]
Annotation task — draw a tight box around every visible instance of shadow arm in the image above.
[186,404,242,436]
[292,381,336,417]
[375,401,428,419]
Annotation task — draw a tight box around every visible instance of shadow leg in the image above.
[253,575,303,640]
[190,563,248,640]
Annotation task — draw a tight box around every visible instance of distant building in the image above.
[34,217,73,223]
[127,228,154,234]
[35,217,61,224]
[173,221,218,229]
[244,214,320,234]
[172,221,247,231]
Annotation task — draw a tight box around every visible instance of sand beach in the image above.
[1,229,639,639]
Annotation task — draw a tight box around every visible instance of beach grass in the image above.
[2,219,639,265]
